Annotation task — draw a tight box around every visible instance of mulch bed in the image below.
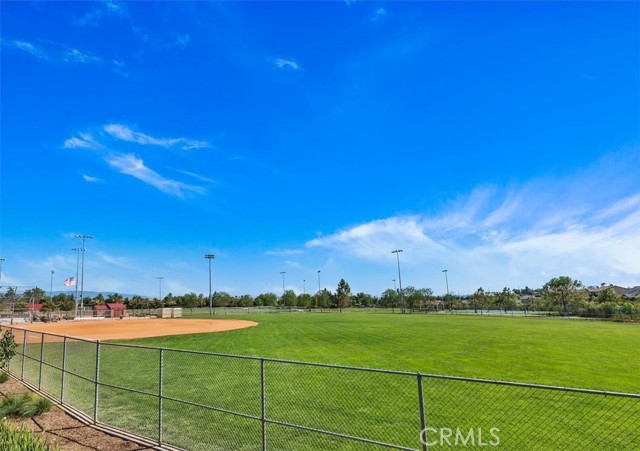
[0,376,154,451]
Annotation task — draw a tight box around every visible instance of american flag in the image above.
[64,276,76,287]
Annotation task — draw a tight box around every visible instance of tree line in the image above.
[1,276,637,320]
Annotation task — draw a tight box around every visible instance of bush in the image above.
[0,330,17,370]
[0,393,53,418]
[0,371,9,383]
[0,418,57,450]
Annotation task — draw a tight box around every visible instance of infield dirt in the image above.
[13,318,257,340]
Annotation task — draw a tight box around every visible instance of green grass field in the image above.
[6,312,640,450]
[129,311,640,392]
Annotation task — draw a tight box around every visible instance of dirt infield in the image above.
[13,318,258,341]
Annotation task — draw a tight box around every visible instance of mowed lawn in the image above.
[125,312,640,393]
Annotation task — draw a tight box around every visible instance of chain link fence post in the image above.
[93,340,100,424]
[417,373,427,451]
[20,329,26,381]
[61,336,67,403]
[38,332,44,390]
[261,358,267,451]
[158,348,164,446]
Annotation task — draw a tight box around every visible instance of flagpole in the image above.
[72,248,81,318]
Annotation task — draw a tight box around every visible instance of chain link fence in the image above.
[1,325,638,450]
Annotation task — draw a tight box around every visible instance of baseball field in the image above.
[8,312,640,450]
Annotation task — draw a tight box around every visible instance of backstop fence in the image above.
[1,325,638,450]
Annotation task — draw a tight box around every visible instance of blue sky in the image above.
[1,1,639,298]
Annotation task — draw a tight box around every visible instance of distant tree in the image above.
[335,279,352,312]
[442,293,458,311]
[282,290,297,308]
[495,287,518,312]
[180,292,199,312]
[595,287,622,304]
[107,293,124,304]
[380,289,398,311]
[542,276,586,316]
[94,293,105,304]
[238,294,254,307]
[213,291,233,307]
[469,288,489,314]
[297,293,312,309]
[353,292,374,308]
[255,293,278,307]
[314,289,332,310]
[56,294,75,312]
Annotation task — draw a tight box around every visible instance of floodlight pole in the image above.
[158,277,164,308]
[392,250,405,314]
[204,254,215,315]
[442,269,449,295]
[50,270,55,302]
[0,257,5,285]
[303,279,306,295]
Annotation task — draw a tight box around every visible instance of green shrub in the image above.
[0,418,57,450]
[0,393,52,418]
[0,330,16,370]
[0,371,9,383]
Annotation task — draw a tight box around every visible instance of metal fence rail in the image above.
[1,325,639,450]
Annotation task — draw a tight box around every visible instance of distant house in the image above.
[107,303,126,318]
[93,303,126,318]
[586,284,630,299]
[623,286,640,299]
[28,303,43,312]
[93,304,108,316]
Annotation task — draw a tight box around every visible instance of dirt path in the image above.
[13,318,258,340]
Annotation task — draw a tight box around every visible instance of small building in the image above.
[107,303,126,318]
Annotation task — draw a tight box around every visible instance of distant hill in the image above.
[51,291,148,299]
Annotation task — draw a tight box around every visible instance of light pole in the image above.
[393,279,397,291]
[303,279,306,296]
[75,234,93,317]
[157,277,164,308]
[204,254,215,315]
[442,269,449,295]
[280,271,286,306]
[50,270,55,302]
[392,250,405,314]
[0,257,5,285]
[317,270,321,293]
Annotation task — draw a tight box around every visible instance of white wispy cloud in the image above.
[104,124,210,150]
[77,0,129,26]
[306,150,640,291]
[265,249,304,256]
[170,168,215,183]
[274,58,300,70]
[174,33,190,47]
[370,7,388,21]
[64,132,103,150]
[106,153,205,197]
[97,251,133,269]
[64,124,213,197]
[4,38,125,75]
[82,174,102,183]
